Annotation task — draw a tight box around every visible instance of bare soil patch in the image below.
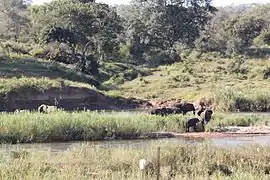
[0,86,152,112]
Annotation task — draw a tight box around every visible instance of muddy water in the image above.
[1,135,270,155]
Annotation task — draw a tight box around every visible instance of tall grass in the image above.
[213,87,270,112]
[0,111,268,144]
[1,143,270,179]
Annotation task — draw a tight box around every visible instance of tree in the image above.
[195,4,270,55]
[0,0,31,41]
[30,0,122,73]
[119,0,217,64]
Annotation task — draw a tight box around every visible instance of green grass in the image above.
[99,61,151,89]
[0,56,102,101]
[1,143,270,179]
[109,57,270,111]
[0,56,99,86]
[213,87,270,112]
[0,77,96,96]
[0,111,269,144]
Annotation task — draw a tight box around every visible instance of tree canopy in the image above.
[0,0,269,78]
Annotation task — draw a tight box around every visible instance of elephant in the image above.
[198,109,213,124]
[14,109,29,113]
[175,103,196,115]
[186,118,205,132]
[197,107,206,116]
[38,104,58,113]
[150,107,182,116]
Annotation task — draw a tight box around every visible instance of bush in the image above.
[147,49,181,67]
[227,56,248,75]
[1,41,32,56]
[263,67,270,79]
[253,30,270,47]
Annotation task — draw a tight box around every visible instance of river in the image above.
[1,134,270,154]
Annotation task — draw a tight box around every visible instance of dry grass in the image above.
[0,142,269,179]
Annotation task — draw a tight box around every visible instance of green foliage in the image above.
[113,58,270,112]
[213,87,270,112]
[196,4,270,56]
[119,0,216,65]
[40,26,79,46]
[29,0,122,75]
[0,41,32,56]
[0,0,30,42]
[253,30,270,47]
[100,62,148,88]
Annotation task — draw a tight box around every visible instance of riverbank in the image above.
[1,143,270,179]
[142,126,270,140]
[0,111,269,144]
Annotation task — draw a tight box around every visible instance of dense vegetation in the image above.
[1,143,270,179]
[0,0,269,111]
[0,111,268,143]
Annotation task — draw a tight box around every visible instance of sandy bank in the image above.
[143,126,270,139]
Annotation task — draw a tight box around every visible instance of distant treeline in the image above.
[0,0,269,76]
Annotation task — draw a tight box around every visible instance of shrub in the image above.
[263,67,270,79]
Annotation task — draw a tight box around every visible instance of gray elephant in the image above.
[38,104,58,113]
[175,102,196,115]
[186,118,205,132]
[198,108,213,124]
[150,107,182,116]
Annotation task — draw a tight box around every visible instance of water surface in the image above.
[1,135,269,154]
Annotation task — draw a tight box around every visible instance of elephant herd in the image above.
[149,102,213,133]
[14,104,59,114]
[149,102,196,116]
[15,102,213,133]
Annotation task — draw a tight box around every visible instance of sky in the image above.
[32,0,270,6]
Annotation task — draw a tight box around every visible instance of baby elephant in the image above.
[186,118,205,132]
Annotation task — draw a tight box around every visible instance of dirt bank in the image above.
[0,86,199,112]
[0,86,153,112]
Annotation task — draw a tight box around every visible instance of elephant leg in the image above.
[202,123,205,132]
[194,125,197,132]
[186,123,189,132]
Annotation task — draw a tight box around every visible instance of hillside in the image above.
[0,56,149,112]
[109,56,270,112]
[1,1,270,112]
